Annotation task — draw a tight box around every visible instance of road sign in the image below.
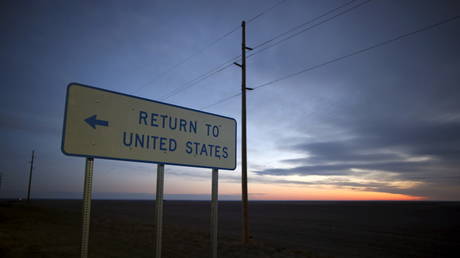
[62,83,237,170]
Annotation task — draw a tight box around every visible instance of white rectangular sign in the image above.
[62,83,237,170]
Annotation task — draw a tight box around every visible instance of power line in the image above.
[194,0,368,107]
[134,24,240,94]
[201,92,241,110]
[198,0,372,109]
[196,0,368,110]
[160,0,375,107]
[197,0,372,109]
[196,0,370,101]
[248,0,373,59]
[247,0,287,24]
[252,0,358,49]
[252,14,460,90]
[203,14,460,109]
[159,1,288,101]
[161,54,240,100]
[136,0,287,95]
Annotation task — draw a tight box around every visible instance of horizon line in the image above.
[2,198,459,202]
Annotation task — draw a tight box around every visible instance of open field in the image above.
[1,200,459,257]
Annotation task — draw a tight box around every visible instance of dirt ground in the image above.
[0,200,320,258]
[1,200,459,257]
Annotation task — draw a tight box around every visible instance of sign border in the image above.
[61,82,237,170]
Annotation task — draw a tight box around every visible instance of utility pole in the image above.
[27,150,35,202]
[234,20,253,244]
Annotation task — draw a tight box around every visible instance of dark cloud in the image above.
[248,176,420,196]
[258,165,353,176]
[256,120,460,179]
[256,160,430,177]
[256,52,460,199]
[289,141,403,163]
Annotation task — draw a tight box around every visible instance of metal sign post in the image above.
[154,164,165,258]
[210,168,219,258]
[81,157,94,258]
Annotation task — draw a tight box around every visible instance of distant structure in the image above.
[27,150,35,202]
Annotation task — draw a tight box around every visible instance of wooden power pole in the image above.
[27,150,35,202]
[0,172,3,193]
[234,20,253,244]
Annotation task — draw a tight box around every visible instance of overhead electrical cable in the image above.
[161,54,241,100]
[201,92,242,110]
[247,0,288,24]
[252,0,358,50]
[252,14,460,90]
[202,14,460,110]
[247,0,374,60]
[134,25,240,94]
[137,0,288,95]
[158,0,288,100]
[197,0,373,110]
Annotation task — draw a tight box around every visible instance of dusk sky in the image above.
[1,0,459,201]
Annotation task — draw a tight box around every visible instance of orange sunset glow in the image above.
[246,183,426,201]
